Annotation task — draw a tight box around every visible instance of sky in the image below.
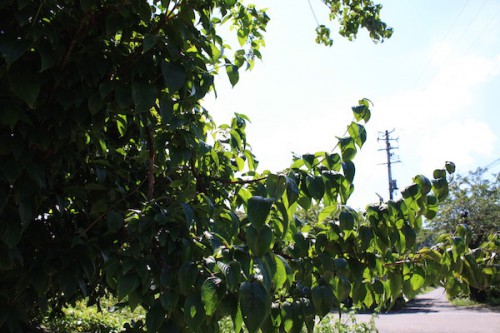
[203,0,500,209]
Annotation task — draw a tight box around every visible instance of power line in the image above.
[307,0,320,26]
[412,0,470,89]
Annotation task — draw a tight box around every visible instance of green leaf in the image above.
[18,200,33,228]
[333,276,351,302]
[143,34,158,52]
[247,196,274,228]
[306,175,324,200]
[445,161,456,174]
[424,195,439,219]
[132,81,157,113]
[218,261,241,292]
[161,61,186,93]
[302,154,316,169]
[347,122,367,148]
[402,224,416,250]
[266,174,286,200]
[201,277,225,316]
[409,270,425,291]
[160,289,179,315]
[2,222,22,248]
[338,137,357,161]
[285,176,300,205]
[240,281,270,333]
[259,253,287,291]
[388,270,402,302]
[178,262,198,295]
[357,225,373,251]
[352,100,371,122]
[246,224,273,257]
[413,175,432,195]
[8,67,39,107]
[311,285,334,318]
[117,273,140,301]
[106,210,123,232]
[184,293,206,332]
[146,302,166,333]
[318,205,337,223]
[432,178,449,201]
[237,28,249,46]
[0,36,30,65]
[339,210,355,231]
[433,169,446,179]
[226,63,239,86]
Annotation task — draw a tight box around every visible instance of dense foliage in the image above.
[428,168,499,247]
[426,168,499,302]
[0,0,497,332]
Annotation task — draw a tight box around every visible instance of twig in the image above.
[210,176,268,185]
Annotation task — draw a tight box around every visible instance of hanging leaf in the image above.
[240,281,271,333]
[117,273,140,301]
[246,224,273,257]
[201,277,225,316]
[161,61,186,93]
[311,285,334,318]
[347,122,367,148]
[306,175,324,200]
[247,196,274,228]
[184,293,206,332]
[266,174,286,200]
[132,81,157,113]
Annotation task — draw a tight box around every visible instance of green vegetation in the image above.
[428,168,499,248]
[0,1,497,332]
[425,168,500,303]
[42,297,145,333]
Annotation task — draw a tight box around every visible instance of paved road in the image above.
[356,288,500,333]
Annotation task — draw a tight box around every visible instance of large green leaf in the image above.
[8,67,39,107]
[338,137,357,161]
[311,285,334,318]
[132,81,157,113]
[258,253,287,291]
[409,270,425,291]
[306,175,324,200]
[240,281,271,333]
[146,301,166,332]
[161,61,186,93]
[178,262,198,295]
[246,224,273,257]
[0,36,29,65]
[318,205,337,223]
[266,174,286,200]
[117,273,140,301]
[184,293,206,332]
[347,122,367,148]
[247,196,274,228]
[201,277,225,316]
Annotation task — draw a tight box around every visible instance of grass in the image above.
[448,296,483,308]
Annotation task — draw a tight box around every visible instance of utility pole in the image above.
[378,130,400,200]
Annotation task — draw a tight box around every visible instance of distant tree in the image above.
[428,168,499,247]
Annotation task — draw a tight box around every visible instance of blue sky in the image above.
[203,0,500,208]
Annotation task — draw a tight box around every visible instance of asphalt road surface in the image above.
[356,287,500,333]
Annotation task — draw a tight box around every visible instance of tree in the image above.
[426,168,499,302]
[0,1,496,332]
[428,168,499,247]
